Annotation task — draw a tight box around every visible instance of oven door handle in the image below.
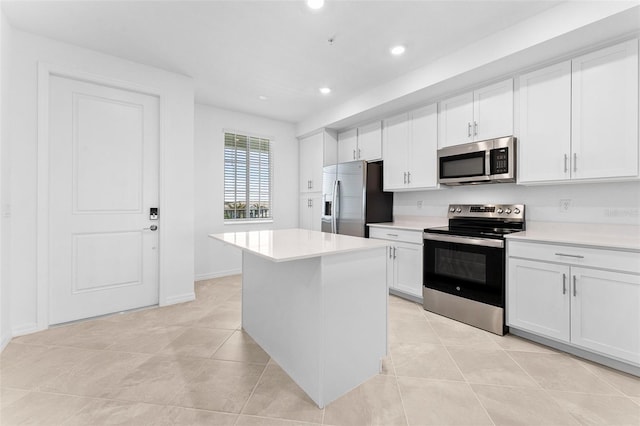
[423,233,504,249]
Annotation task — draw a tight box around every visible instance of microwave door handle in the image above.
[485,149,491,177]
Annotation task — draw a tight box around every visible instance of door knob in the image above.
[144,225,158,231]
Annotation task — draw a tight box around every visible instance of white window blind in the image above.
[224,132,272,220]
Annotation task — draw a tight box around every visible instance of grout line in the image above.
[233,359,270,426]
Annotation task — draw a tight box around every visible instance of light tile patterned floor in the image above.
[1,275,639,425]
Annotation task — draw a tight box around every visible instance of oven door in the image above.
[423,233,505,307]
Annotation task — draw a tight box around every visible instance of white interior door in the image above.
[49,75,160,325]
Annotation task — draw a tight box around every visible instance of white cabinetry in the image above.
[299,194,322,231]
[370,227,423,300]
[517,61,572,183]
[299,132,323,193]
[383,104,438,191]
[338,122,382,163]
[439,79,513,148]
[298,130,336,231]
[518,39,639,184]
[507,241,640,366]
[571,39,638,180]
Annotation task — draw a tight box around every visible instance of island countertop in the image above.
[209,228,389,262]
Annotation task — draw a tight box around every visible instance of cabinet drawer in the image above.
[508,241,640,274]
[369,227,423,244]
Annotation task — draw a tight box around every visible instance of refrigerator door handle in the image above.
[333,180,341,234]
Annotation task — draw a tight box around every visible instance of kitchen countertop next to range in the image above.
[505,221,640,252]
[209,228,389,262]
[368,216,448,232]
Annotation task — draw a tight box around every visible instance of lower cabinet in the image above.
[507,242,640,366]
[299,194,322,231]
[370,228,423,300]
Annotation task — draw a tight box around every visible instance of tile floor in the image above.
[1,275,639,425]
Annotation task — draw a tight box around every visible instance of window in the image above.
[224,132,272,221]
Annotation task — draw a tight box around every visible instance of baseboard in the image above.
[389,288,423,304]
[161,292,196,306]
[509,328,640,377]
[11,322,44,337]
[195,269,242,282]
[0,333,11,352]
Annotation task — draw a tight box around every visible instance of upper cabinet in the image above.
[299,130,337,193]
[518,39,639,184]
[337,121,382,163]
[383,104,438,191]
[571,39,638,181]
[439,78,513,148]
[517,61,572,183]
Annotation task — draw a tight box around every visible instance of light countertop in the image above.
[209,228,389,262]
[506,221,640,252]
[368,216,448,231]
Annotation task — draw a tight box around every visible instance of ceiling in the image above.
[2,0,565,124]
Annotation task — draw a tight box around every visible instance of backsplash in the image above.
[394,181,640,225]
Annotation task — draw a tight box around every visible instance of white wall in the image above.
[0,9,12,349]
[394,181,640,226]
[194,104,298,280]
[7,28,195,336]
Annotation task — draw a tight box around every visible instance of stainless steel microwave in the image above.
[437,137,516,185]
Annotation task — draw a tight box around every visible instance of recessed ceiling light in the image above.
[390,45,406,56]
[258,95,268,101]
[319,87,331,95]
[307,0,324,10]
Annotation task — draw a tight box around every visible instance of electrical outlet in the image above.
[559,199,571,212]
[417,200,423,209]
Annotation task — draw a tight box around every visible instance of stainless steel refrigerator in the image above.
[321,160,393,237]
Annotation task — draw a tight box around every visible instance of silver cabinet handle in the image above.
[358,148,361,159]
[467,122,471,138]
[353,149,356,160]
[564,154,568,173]
[386,233,398,237]
[474,121,478,136]
[393,247,397,259]
[143,225,158,231]
[309,199,313,207]
[573,153,577,172]
[562,273,566,295]
[554,253,585,259]
[573,275,577,297]
[403,172,407,184]
[389,247,393,259]
[407,171,411,184]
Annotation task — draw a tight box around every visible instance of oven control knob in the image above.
[497,208,504,214]
[514,208,521,214]
[449,207,456,213]
[455,208,462,213]
[505,208,512,214]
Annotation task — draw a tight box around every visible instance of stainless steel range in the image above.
[423,204,525,335]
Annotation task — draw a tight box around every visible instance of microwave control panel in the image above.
[490,148,509,174]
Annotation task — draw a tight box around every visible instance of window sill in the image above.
[224,219,274,226]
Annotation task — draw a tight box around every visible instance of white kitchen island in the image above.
[209,228,389,408]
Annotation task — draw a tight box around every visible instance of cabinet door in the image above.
[571,267,640,364]
[299,196,311,230]
[507,258,570,342]
[358,121,382,161]
[393,241,423,298]
[408,104,438,189]
[323,130,338,167]
[572,39,639,180]
[473,78,514,141]
[299,194,322,231]
[337,128,358,163]
[438,91,474,148]
[518,62,572,183]
[382,113,409,190]
[299,133,323,193]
